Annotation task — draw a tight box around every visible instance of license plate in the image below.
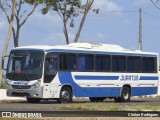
[16,90,24,93]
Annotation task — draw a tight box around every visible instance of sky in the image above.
[0,0,160,58]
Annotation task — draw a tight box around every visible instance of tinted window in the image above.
[134,57,140,72]
[119,56,126,72]
[142,57,148,72]
[142,57,157,73]
[103,56,110,71]
[112,56,118,71]
[127,57,134,72]
[60,54,76,70]
[95,56,103,71]
[95,55,110,71]
[148,58,156,72]
[78,54,94,71]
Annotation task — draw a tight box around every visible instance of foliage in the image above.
[0,72,6,89]
[0,81,6,89]
[0,0,41,47]
[41,0,97,44]
[41,0,82,44]
[42,0,81,23]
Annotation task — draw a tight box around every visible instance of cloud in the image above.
[134,0,151,7]
[80,33,107,43]
[42,32,75,45]
[122,19,133,26]
[93,0,122,12]
[42,32,107,45]
[24,12,62,31]
[0,19,6,29]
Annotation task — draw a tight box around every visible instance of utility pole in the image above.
[138,8,142,51]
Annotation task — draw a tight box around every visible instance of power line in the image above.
[142,11,160,19]
[99,10,138,13]
[99,10,160,19]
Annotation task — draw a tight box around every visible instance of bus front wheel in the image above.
[114,86,131,102]
[26,98,41,103]
[58,87,73,103]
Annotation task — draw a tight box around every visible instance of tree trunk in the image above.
[63,21,69,44]
[74,0,94,43]
[14,27,20,47]
[0,0,16,83]
[74,12,88,43]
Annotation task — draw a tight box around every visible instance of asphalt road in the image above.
[0,97,160,111]
[0,98,160,117]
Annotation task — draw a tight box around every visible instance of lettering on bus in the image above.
[120,75,139,81]
[13,81,29,85]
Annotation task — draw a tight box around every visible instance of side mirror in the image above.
[1,56,9,70]
[1,58,4,69]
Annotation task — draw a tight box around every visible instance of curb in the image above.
[0,89,25,100]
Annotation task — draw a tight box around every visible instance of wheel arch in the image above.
[60,84,73,97]
[121,84,131,95]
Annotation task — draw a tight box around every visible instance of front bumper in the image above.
[6,85,43,98]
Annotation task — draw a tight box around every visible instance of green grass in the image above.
[53,98,160,111]
[0,81,6,89]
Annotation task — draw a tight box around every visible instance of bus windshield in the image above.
[6,51,44,81]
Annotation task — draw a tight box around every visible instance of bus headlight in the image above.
[5,79,11,86]
[33,80,41,88]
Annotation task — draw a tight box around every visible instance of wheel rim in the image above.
[61,91,70,102]
[123,89,129,100]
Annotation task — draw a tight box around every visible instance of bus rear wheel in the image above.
[114,86,131,102]
[26,98,41,103]
[58,87,72,103]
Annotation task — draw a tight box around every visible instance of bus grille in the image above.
[11,92,30,97]
[11,85,31,89]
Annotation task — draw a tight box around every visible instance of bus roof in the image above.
[12,43,158,56]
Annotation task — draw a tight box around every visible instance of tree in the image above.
[42,0,81,44]
[42,0,96,44]
[0,0,41,47]
[151,0,160,8]
[74,0,95,43]
[0,0,16,84]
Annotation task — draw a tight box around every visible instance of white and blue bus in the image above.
[4,43,159,103]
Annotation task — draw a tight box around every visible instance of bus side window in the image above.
[78,55,85,71]
[77,54,94,71]
[127,57,134,72]
[60,54,76,70]
[142,57,148,73]
[44,57,58,83]
[134,57,140,72]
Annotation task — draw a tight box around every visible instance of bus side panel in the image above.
[58,72,121,97]
[131,87,158,96]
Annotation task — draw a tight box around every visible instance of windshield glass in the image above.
[6,50,44,81]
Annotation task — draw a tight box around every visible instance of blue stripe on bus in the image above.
[46,49,157,57]
[139,76,159,80]
[58,72,121,97]
[131,87,157,96]
[74,75,158,81]
[74,76,119,80]
[58,72,158,97]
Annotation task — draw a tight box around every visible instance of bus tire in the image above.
[89,97,96,102]
[114,86,131,102]
[26,98,41,103]
[59,87,72,103]
[114,97,121,102]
